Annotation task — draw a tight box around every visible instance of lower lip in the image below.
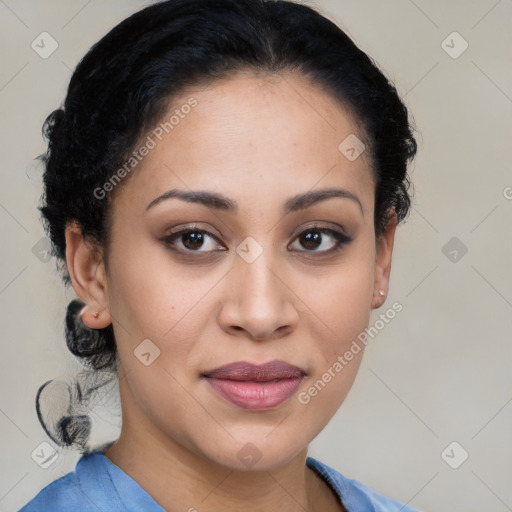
[205,377,303,410]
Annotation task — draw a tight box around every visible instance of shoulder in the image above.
[18,450,162,512]
[18,452,103,511]
[306,457,422,512]
[18,471,85,511]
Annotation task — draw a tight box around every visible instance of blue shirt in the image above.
[19,451,420,511]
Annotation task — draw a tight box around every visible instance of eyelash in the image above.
[161,224,353,256]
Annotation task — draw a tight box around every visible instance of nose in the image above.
[217,250,299,342]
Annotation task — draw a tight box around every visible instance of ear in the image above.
[65,221,111,329]
[371,210,398,309]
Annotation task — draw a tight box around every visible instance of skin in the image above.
[65,70,397,512]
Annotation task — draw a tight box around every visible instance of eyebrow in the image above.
[145,187,363,216]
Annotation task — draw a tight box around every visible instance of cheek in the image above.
[106,238,211,344]
[294,270,371,427]
[296,246,375,349]
[293,242,375,407]
[118,361,210,457]
[106,249,212,439]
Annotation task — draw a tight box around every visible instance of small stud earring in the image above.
[78,304,99,319]
[378,289,385,296]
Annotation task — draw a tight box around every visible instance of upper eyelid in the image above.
[291,223,351,239]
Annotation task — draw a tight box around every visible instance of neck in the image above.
[104,414,340,512]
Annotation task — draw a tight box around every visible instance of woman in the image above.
[20,0,419,510]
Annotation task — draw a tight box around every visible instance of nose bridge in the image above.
[219,237,298,339]
[235,240,283,311]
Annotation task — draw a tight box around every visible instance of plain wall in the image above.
[1,1,511,511]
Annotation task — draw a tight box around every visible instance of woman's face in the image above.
[72,71,395,470]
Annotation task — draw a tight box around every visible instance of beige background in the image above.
[1,1,511,511]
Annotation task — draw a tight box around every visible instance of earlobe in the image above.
[65,221,111,329]
[371,211,398,309]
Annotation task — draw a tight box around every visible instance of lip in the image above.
[202,360,305,410]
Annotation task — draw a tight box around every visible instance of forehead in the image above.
[112,70,375,215]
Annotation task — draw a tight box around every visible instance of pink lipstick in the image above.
[202,360,305,410]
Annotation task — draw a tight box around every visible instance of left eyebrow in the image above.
[283,188,363,216]
[145,187,363,216]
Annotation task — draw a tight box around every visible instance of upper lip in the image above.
[202,360,306,381]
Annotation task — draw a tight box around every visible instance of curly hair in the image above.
[37,0,416,449]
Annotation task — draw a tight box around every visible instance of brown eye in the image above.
[290,227,352,253]
[181,231,205,250]
[162,229,225,253]
[299,231,322,250]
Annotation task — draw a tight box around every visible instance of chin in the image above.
[194,424,315,473]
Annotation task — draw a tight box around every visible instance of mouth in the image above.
[201,360,306,411]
